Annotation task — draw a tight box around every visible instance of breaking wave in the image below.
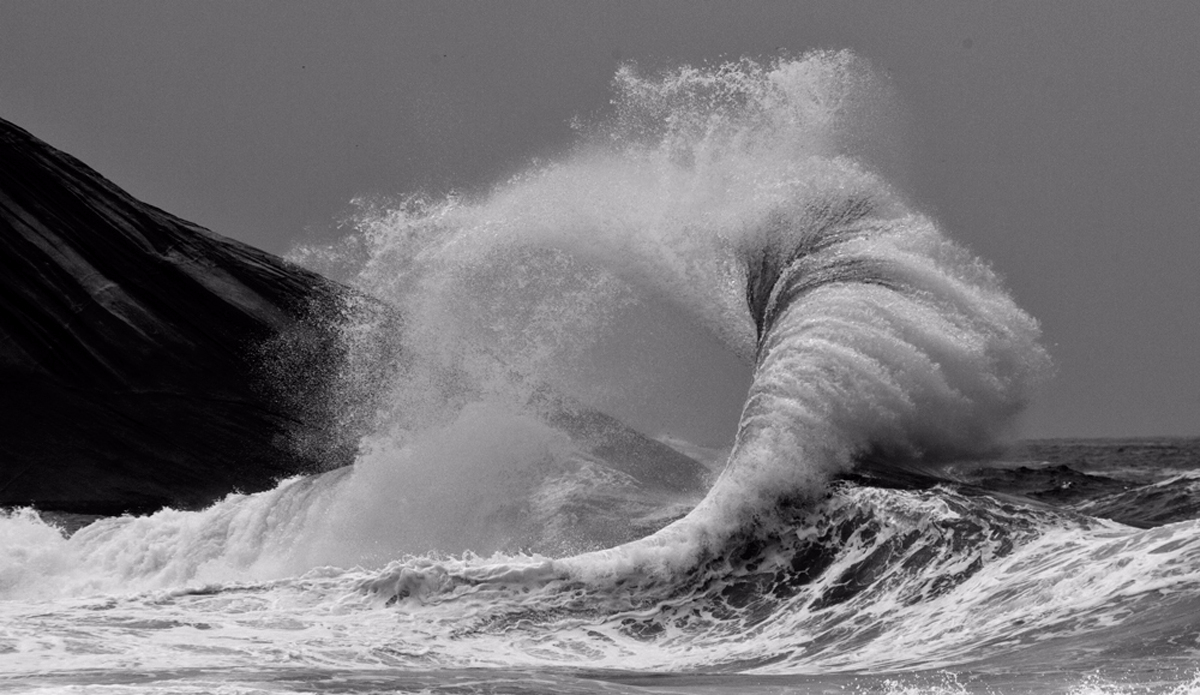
[19,53,1199,689]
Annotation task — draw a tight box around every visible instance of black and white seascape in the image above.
[3,12,1200,695]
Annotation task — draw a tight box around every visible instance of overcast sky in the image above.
[2,1,1197,439]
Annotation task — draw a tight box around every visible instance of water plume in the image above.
[318,50,1051,582]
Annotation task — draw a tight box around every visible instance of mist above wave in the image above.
[284,51,1053,580]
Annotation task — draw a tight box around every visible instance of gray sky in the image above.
[2,1,1197,439]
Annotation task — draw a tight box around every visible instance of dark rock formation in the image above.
[0,117,379,515]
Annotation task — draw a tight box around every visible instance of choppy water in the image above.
[5,439,1200,693]
[4,53,1198,694]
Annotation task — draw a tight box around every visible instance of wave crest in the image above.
[284,51,1052,576]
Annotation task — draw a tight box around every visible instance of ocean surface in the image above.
[3,53,1198,694]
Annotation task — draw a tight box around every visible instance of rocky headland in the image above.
[0,118,385,514]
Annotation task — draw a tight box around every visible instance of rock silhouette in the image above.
[0,118,382,514]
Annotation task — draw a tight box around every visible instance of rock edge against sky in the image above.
[0,117,372,514]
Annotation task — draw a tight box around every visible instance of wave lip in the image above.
[560,164,1048,582]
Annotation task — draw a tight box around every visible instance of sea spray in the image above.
[330,51,1050,588]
